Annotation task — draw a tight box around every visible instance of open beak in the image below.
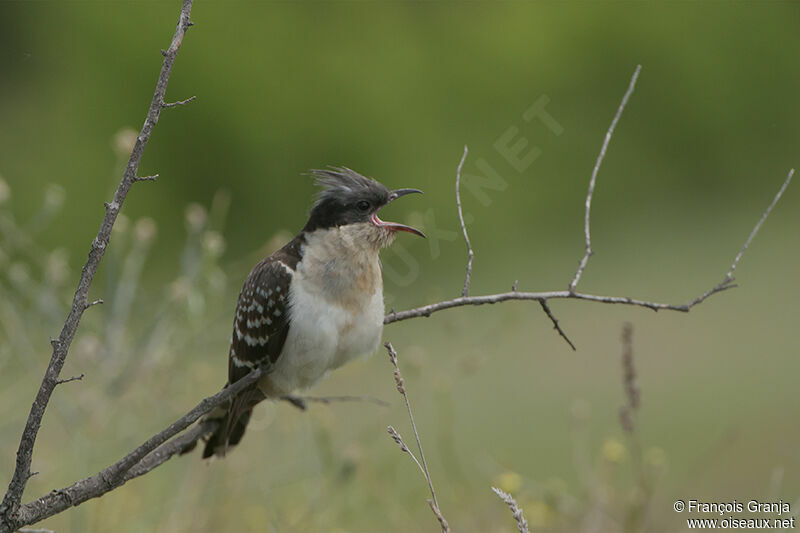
[388,188,423,201]
[370,188,425,237]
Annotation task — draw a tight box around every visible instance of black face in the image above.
[305,168,391,230]
[303,168,423,237]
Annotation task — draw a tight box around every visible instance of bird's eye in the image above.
[356,200,371,212]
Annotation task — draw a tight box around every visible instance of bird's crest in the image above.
[310,167,389,207]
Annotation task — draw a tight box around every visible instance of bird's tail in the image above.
[201,405,252,459]
[181,385,262,458]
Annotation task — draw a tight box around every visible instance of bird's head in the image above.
[304,167,424,247]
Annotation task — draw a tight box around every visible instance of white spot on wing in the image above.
[231,352,254,368]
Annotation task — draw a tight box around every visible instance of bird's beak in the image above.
[388,188,424,201]
[371,188,425,237]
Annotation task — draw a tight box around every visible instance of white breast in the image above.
[258,225,385,397]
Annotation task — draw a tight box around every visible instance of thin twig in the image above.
[680,168,794,309]
[538,299,576,351]
[384,342,447,529]
[492,487,530,533]
[280,394,390,411]
[570,65,642,293]
[455,145,473,297]
[84,299,104,310]
[0,1,195,531]
[384,165,790,327]
[727,168,793,280]
[55,374,84,386]
[162,95,197,108]
[133,174,159,183]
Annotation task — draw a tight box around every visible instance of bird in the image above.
[192,168,424,458]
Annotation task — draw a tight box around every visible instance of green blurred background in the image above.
[1,1,799,532]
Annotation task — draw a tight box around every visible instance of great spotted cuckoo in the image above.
[190,168,424,458]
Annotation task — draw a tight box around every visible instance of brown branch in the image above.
[455,145,473,297]
[5,365,265,532]
[570,64,642,293]
[4,361,390,530]
[0,1,195,531]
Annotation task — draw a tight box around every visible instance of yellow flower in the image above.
[601,438,627,463]
[645,446,667,472]
[493,471,523,494]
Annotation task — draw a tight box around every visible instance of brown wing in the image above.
[228,256,293,385]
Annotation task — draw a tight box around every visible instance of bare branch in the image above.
[133,174,159,183]
[679,168,793,309]
[384,288,696,325]
[6,360,392,530]
[570,65,642,293]
[727,168,793,280]
[455,145,473,297]
[386,166,791,328]
[55,374,84,386]
[0,1,195,530]
[492,487,530,533]
[538,299,576,351]
[383,67,792,349]
[162,95,197,108]
[384,342,447,529]
[6,364,265,532]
